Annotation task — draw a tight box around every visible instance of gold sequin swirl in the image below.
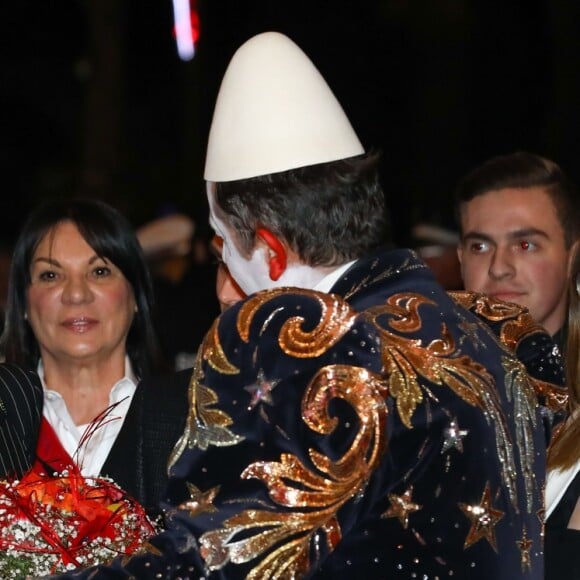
[449,291,545,349]
[236,288,357,358]
[203,318,240,375]
[530,378,568,412]
[450,290,527,322]
[451,290,568,412]
[365,294,500,426]
[198,365,388,578]
[365,292,520,508]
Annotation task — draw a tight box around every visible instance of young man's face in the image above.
[457,186,574,336]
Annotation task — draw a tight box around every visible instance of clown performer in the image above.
[60,31,565,579]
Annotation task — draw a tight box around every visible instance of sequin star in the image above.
[517,527,533,572]
[244,369,280,410]
[177,483,220,517]
[382,487,422,529]
[441,418,469,454]
[459,483,504,551]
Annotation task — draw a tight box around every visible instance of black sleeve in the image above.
[0,363,43,478]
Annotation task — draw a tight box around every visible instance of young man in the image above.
[66,33,564,579]
[455,152,580,344]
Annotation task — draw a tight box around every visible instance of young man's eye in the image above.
[519,240,537,251]
[469,241,488,253]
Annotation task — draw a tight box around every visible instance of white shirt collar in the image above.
[313,260,357,293]
[39,357,138,477]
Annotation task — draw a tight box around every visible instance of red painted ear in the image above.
[256,227,287,281]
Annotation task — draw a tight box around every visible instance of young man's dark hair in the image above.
[454,151,579,247]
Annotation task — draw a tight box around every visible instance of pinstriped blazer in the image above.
[0,363,43,478]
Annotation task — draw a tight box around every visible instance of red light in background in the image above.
[172,0,200,61]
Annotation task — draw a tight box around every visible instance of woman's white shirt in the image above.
[39,358,138,477]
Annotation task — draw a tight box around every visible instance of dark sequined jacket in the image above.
[64,248,566,579]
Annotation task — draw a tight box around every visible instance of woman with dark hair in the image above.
[0,197,189,515]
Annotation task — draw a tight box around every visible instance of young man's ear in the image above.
[256,228,287,281]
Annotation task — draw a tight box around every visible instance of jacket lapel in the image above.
[100,386,145,504]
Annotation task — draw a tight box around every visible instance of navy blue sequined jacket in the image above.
[63,248,565,579]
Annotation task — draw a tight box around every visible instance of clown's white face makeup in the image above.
[207,183,272,295]
[206,183,329,295]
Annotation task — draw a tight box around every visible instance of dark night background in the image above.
[2,1,580,247]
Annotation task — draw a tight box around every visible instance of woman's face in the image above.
[26,221,137,366]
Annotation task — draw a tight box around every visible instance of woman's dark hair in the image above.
[1,197,163,378]
[215,151,390,267]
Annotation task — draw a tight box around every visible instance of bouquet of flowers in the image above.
[0,465,157,578]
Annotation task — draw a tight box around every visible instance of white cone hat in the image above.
[204,32,364,182]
